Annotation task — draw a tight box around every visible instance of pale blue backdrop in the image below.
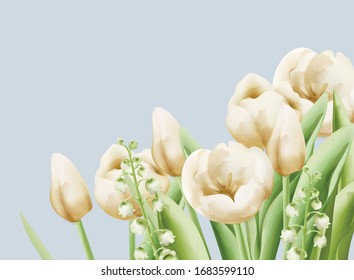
[0,0,353,259]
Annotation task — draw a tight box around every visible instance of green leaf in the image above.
[245,217,259,259]
[301,93,328,160]
[211,221,241,260]
[290,125,354,228]
[167,177,183,204]
[333,91,350,132]
[159,194,210,260]
[20,213,53,260]
[328,182,354,259]
[179,127,201,157]
[259,193,282,259]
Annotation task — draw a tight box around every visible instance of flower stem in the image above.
[310,246,321,260]
[76,220,94,260]
[302,191,311,259]
[233,224,249,260]
[127,150,158,255]
[282,176,290,229]
[129,220,135,260]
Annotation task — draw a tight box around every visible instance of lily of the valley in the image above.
[95,145,169,220]
[314,213,331,230]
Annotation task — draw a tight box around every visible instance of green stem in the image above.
[233,224,249,260]
[302,192,311,259]
[310,246,321,260]
[177,177,211,259]
[282,176,290,229]
[76,220,94,260]
[127,150,157,255]
[129,220,136,260]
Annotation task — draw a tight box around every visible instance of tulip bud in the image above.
[50,153,92,222]
[157,229,175,246]
[152,107,185,176]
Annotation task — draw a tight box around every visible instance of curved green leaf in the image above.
[301,93,328,160]
[328,182,354,259]
[211,221,241,260]
[20,213,53,260]
[159,194,209,260]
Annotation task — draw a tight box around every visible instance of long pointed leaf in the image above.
[211,221,241,260]
[20,213,53,260]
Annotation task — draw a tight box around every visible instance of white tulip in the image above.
[182,141,273,224]
[50,153,92,222]
[152,107,186,176]
[226,73,305,176]
[274,48,354,135]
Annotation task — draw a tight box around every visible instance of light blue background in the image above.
[0,0,353,259]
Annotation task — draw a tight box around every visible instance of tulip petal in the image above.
[226,104,264,148]
[152,107,185,176]
[182,143,273,224]
[266,105,305,176]
[229,73,271,105]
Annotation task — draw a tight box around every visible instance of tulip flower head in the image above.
[182,141,273,224]
[274,47,354,135]
[152,107,186,176]
[226,73,305,176]
[50,153,92,222]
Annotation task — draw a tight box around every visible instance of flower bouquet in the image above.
[22,48,354,260]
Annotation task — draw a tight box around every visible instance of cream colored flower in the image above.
[94,145,169,220]
[50,153,92,222]
[226,73,305,176]
[313,235,327,248]
[274,48,354,135]
[281,227,297,243]
[182,141,273,224]
[152,107,185,176]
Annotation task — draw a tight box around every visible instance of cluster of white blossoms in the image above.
[281,167,330,260]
